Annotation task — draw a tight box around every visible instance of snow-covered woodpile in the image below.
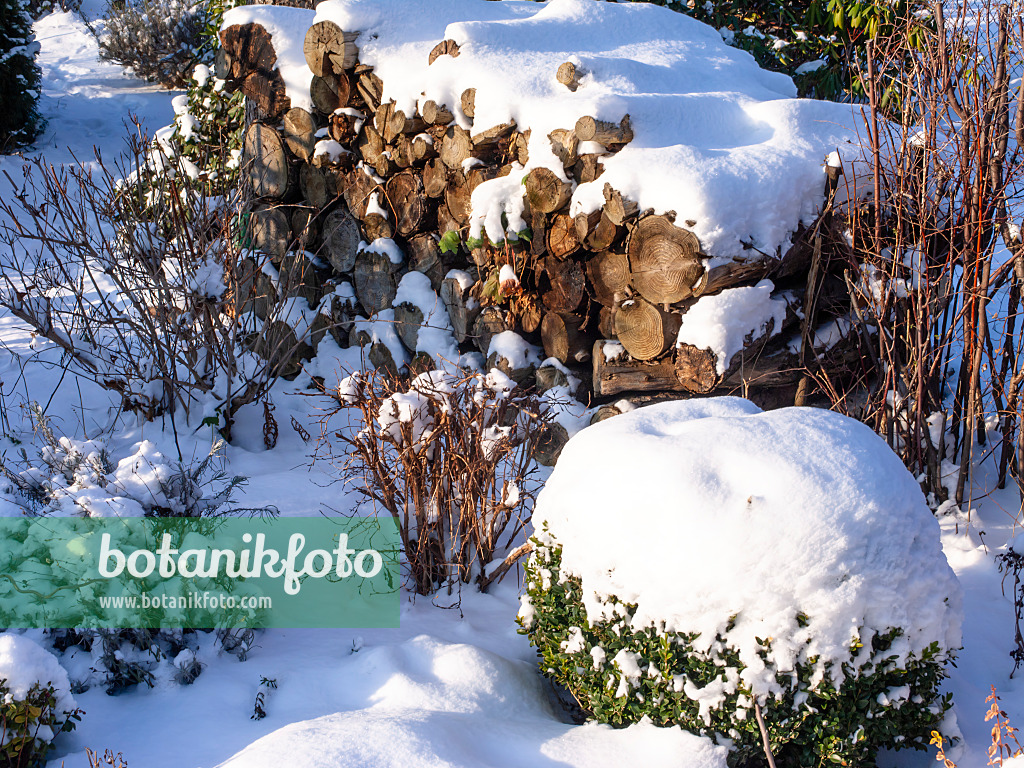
[216,0,868,408]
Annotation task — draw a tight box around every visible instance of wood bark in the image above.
[460,88,476,119]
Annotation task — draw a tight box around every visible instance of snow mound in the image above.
[311,0,862,258]
[0,633,77,719]
[216,635,727,768]
[530,398,962,696]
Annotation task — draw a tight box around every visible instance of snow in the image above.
[0,6,1020,768]
[487,330,541,370]
[676,279,790,374]
[0,633,78,734]
[221,5,316,113]
[393,271,460,364]
[216,635,728,768]
[313,0,862,258]
[530,399,962,699]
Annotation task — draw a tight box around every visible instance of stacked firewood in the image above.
[216,17,866,407]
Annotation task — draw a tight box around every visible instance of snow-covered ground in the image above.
[0,7,1022,768]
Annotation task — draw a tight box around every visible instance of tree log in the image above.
[342,166,378,220]
[542,256,585,313]
[422,100,454,126]
[471,306,507,354]
[310,73,349,115]
[318,208,360,275]
[219,23,290,118]
[440,276,473,343]
[353,249,397,315]
[439,124,473,169]
[303,21,360,77]
[407,234,444,289]
[393,302,424,352]
[548,128,578,169]
[329,108,362,144]
[541,312,591,364]
[592,339,684,396]
[444,171,472,226]
[428,39,460,65]
[534,422,569,467]
[299,163,329,209]
[574,209,619,251]
[423,157,449,198]
[613,295,680,361]
[243,122,296,200]
[556,61,586,91]
[545,213,581,260]
[602,183,639,226]
[282,107,317,161]
[250,205,292,260]
[386,170,432,236]
[525,167,572,214]
[586,250,630,306]
[575,114,633,146]
[460,88,476,119]
[627,214,704,305]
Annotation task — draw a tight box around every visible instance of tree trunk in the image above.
[303,20,360,77]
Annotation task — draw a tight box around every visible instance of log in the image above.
[598,305,616,338]
[586,250,630,306]
[250,205,292,260]
[602,183,639,226]
[627,214,704,305]
[439,124,473,169]
[437,200,461,235]
[243,122,296,200]
[590,403,625,425]
[471,306,508,354]
[355,124,384,164]
[573,153,604,184]
[353,249,397,315]
[393,303,423,352]
[300,164,329,209]
[613,295,680,361]
[548,129,579,169]
[545,213,581,260]
[407,234,444,289]
[385,170,432,236]
[541,312,591,364]
[487,349,535,385]
[428,39,461,64]
[574,209,618,251]
[472,121,516,150]
[369,341,400,376]
[303,21,360,77]
[460,88,476,119]
[255,320,314,380]
[290,207,319,250]
[423,158,449,198]
[535,360,570,392]
[342,166,378,220]
[310,73,349,115]
[421,100,454,126]
[534,422,569,467]
[542,256,585,313]
[444,172,472,226]
[575,115,633,146]
[276,250,322,308]
[384,109,426,144]
[362,210,394,241]
[356,71,383,111]
[282,107,317,162]
[592,339,684,396]
[524,167,572,214]
[321,207,361,273]
[673,344,719,394]
[329,108,362,144]
[219,24,290,119]
[556,61,586,91]
[440,276,474,343]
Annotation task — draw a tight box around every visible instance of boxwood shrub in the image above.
[519,528,954,768]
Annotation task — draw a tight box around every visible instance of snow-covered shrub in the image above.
[0,634,82,767]
[323,368,546,595]
[85,0,204,88]
[519,398,961,768]
[0,404,262,517]
[25,0,80,18]
[0,0,44,152]
[0,144,322,437]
